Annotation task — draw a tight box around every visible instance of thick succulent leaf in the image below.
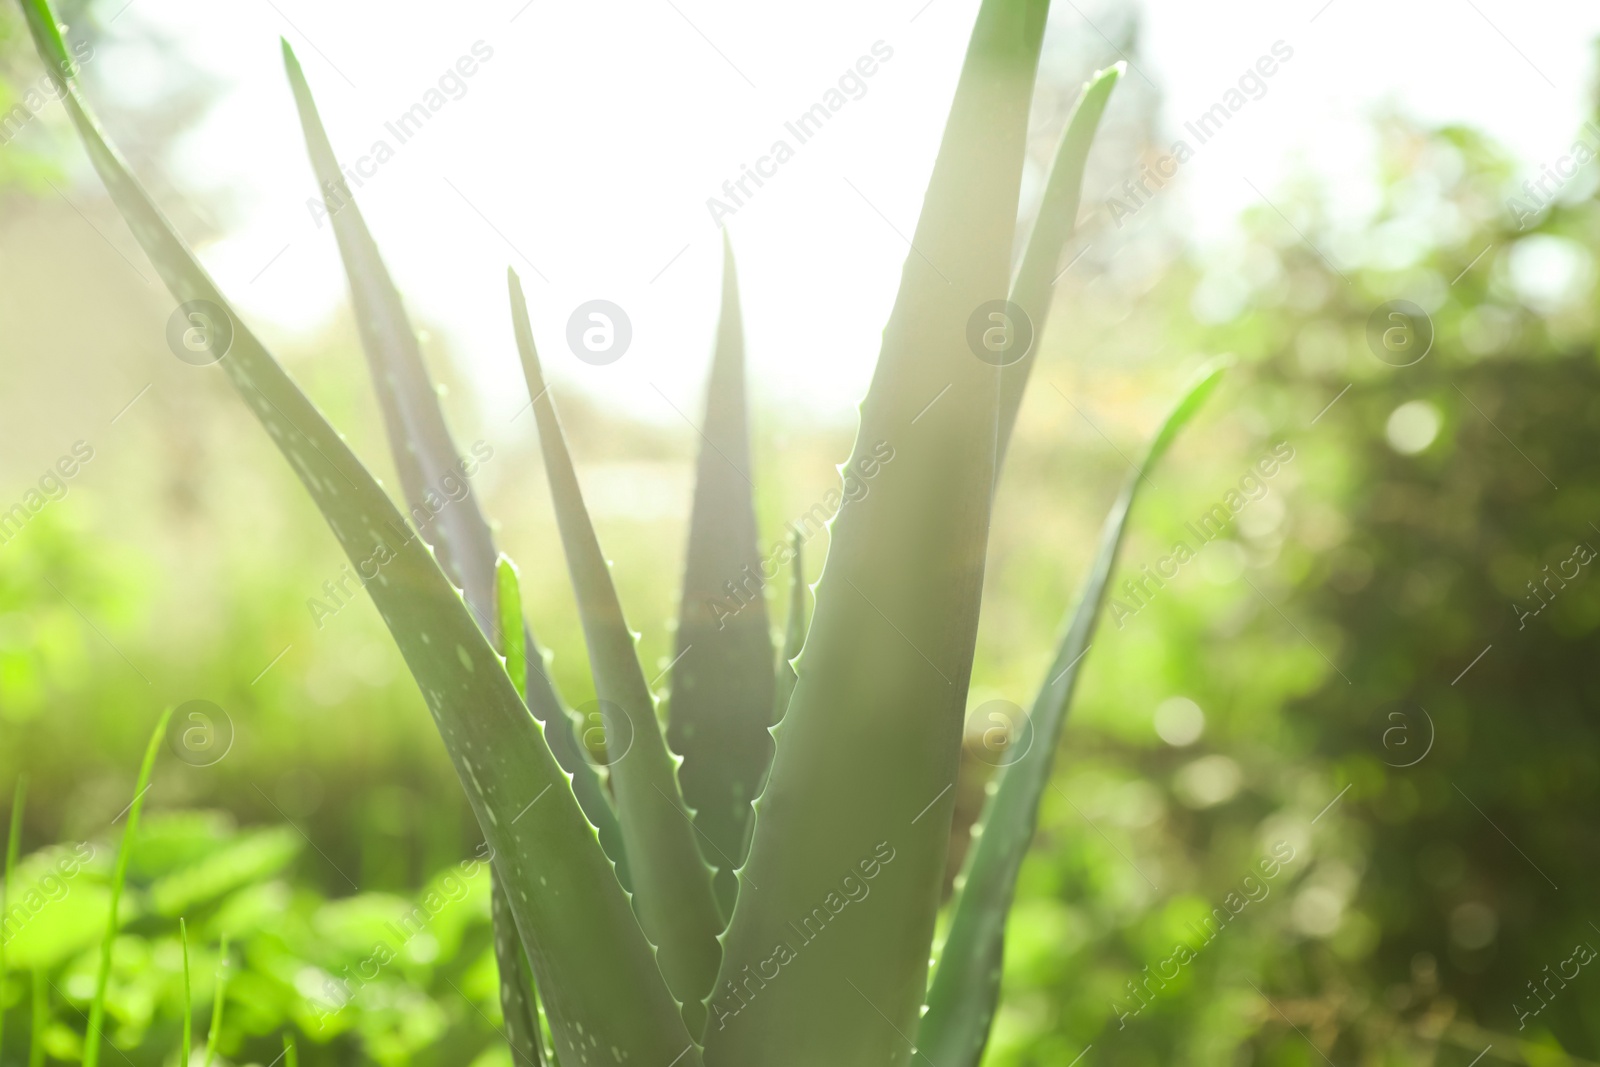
[667,235,775,917]
[508,270,723,1033]
[280,45,626,884]
[772,530,806,724]
[918,364,1224,1066]
[491,874,545,1067]
[704,1,1048,1063]
[490,556,543,1067]
[997,64,1121,459]
[15,8,695,1061]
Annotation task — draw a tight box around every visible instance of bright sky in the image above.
[83,0,1600,424]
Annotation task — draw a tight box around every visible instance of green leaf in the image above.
[85,706,170,1067]
[509,269,723,1033]
[279,42,626,883]
[705,1,1049,1062]
[147,826,302,917]
[491,875,545,1066]
[15,7,696,1061]
[203,931,228,1067]
[180,919,192,1067]
[1,775,23,1056]
[997,63,1122,460]
[773,530,806,724]
[917,363,1225,1066]
[491,555,544,1067]
[667,234,775,917]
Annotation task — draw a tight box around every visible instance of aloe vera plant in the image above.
[15,0,1223,1060]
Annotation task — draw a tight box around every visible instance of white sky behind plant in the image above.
[79,0,1600,424]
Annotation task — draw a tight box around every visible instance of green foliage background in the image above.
[1,4,1598,1064]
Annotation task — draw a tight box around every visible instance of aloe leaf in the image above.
[279,43,626,882]
[705,1,1049,1062]
[509,269,723,1032]
[85,706,170,1067]
[16,7,695,1061]
[772,530,806,723]
[2,775,23,1056]
[666,234,775,917]
[997,63,1121,460]
[918,363,1224,1066]
[490,876,545,1066]
[491,555,544,1067]
[180,918,192,1066]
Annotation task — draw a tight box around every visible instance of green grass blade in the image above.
[491,873,545,1066]
[29,970,45,1067]
[279,42,625,879]
[667,235,775,917]
[997,64,1122,460]
[917,363,1224,1066]
[283,1033,298,1067]
[202,932,227,1067]
[179,918,191,1066]
[84,707,170,1067]
[15,7,696,1061]
[772,531,806,724]
[706,1,1049,1061]
[509,269,723,1032]
[3,775,24,1058]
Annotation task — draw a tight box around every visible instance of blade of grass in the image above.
[180,919,191,1066]
[997,64,1122,460]
[84,707,170,1067]
[279,42,626,882]
[918,363,1225,1065]
[202,932,227,1067]
[29,970,45,1067]
[667,234,775,917]
[14,7,697,1061]
[2,775,23,1058]
[509,269,723,1032]
[772,531,806,724]
[706,1,1050,1061]
[283,1033,298,1067]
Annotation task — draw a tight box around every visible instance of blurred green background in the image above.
[2,2,1599,1065]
